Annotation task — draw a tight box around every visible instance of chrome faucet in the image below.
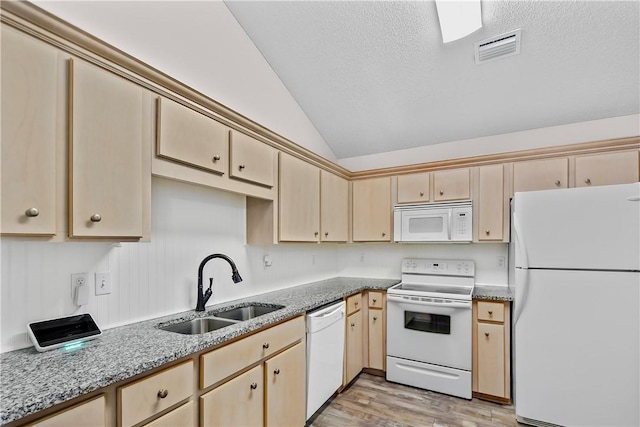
[196,253,243,311]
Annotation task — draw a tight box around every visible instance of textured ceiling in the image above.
[226,0,640,159]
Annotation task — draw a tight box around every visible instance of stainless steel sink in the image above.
[212,304,284,321]
[159,317,237,335]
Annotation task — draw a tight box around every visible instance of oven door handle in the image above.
[387,295,471,309]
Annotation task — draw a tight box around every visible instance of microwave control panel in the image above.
[451,208,473,241]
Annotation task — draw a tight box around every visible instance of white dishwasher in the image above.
[306,300,346,420]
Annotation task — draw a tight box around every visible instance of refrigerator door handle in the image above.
[513,268,530,325]
[513,214,529,269]
[627,196,640,202]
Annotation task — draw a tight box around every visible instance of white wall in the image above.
[1,177,508,353]
[339,114,640,171]
[32,0,337,162]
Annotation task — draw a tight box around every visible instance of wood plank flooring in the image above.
[309,373,520,427]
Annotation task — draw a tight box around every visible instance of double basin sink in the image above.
[159,304,284,335]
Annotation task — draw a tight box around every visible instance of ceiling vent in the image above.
[474,29,521,65]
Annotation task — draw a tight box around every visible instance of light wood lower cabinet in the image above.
[200,365,264,427]
[472,300,511,403]
[264,343,306,427]
[144,401,194,427]
[366,291,385,371]
[30,395,106,427]
[344,293,364,385]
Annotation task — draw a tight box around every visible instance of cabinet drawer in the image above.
[201,316,304,389]
[30,395,106,427]
[143,401,194,427]
[477,301,505,322]
[346,293,362,315]
[368,291,383,308]
[119,361,194,427]
[229,131,275,187]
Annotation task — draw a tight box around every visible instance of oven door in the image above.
[397,208,451,242]
[386,294,472,370]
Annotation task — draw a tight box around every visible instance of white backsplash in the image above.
[0,177,507,352]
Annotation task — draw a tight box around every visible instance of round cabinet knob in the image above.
[212,155,221,162]
[25,208,39,217]
[90,214,102,223]
[250,382,258,390]
[419,192,424,197]
[157,389,168,399]
[373,316,378,321]
[585,178,591,184]
[439,190,444,195]
[325,232,329,237]
[314,231,319,237]
[238,164,246,170]
[485,230,490,235]
[373,298,377,303]
[484,332,490,337]
[354,301,359,306]
[350,322,355,327]
[263,343,270,349]
[488,310,493,315]
[274,368,280,375]
[382,232,386,237]
[554,180,561,186]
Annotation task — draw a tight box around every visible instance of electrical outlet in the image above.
[95,272,112,295]
[71,273,88,298]
[497,256,506,269]
[360,253,365,262]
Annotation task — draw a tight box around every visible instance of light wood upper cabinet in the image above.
[1,27,58,236]
[478,164,504,241]
[397,173,430,204]
[157,97,229,176]
[201,364,264,427]
[279,152,320,242]
[30,395,106,427]
[352,177,391,241]
[434,168,470,201]
[230,131,275,187]
[69,59,146,238]
[264,342,306,427]
[320,171,349,242]
[574,151,639,187]
[513,158,568,193]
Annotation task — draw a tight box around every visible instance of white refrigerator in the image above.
[512,182,640,427]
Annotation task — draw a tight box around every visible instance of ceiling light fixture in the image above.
[435,0,482,43]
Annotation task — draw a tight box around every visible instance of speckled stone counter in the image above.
[473,285,513,301]
[0,277,398,425]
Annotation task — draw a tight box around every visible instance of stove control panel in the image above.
[401,258,475,277]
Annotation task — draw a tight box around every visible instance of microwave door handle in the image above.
[447,210,453,240]
[387,295,470,309]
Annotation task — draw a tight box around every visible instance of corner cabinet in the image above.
[69,59,149,239]
[472,300,511,403]
[1,26,58,236]
[352,177,391,242]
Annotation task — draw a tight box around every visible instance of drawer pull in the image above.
[250,382,258,390]
[239,164,246,171]
[373,298,377,303]
[274,368,280,375]
[263,343,270,349]
[488,310,493,315]
[585,178,591,184]
[25,208,39,217]
[90,213,102,222]
[157,389,168,399]
[484,332,490,337]
[554,180,561,186]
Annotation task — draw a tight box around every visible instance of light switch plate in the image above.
[95,272,112,295]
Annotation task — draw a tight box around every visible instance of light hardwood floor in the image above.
[309,373,520,427]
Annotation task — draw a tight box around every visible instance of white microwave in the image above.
[393,201,473,242]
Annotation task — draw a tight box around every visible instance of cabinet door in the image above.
[31,395,106,427]
[320,170,348,242]
[69,59,145,238]
[265,343,306,427]
[575,151,639,187]
[345,310,363,384]
[200,364,263,427]
[230,131,275,187]
[144,401,194,427]
[1,27,57,236]
[352,177,391,241]
[513,158,568,193]
[478,164,504,241]
[157,97,228,176]
[477,322,506,398]
[397,173,430,204]
[368,309,384,370]
[279,152,320,242]
[434,168,470,201]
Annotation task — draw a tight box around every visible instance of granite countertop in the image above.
[0,277,398,425]
[473,285,513,301]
